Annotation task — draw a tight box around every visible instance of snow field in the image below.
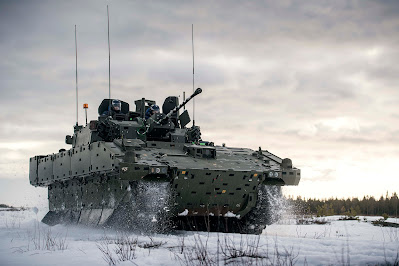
[0,209,398,265]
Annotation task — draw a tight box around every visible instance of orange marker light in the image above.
[83,103,88,109]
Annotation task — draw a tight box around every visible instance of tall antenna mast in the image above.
[192,24,195,126]
[75,25,78,126]
[183,91,186,110]
[107,5,111,113]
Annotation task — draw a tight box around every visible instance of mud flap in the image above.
[78,209,90,225]
[62,210,81,224]
[42,210,81,226]
[79,209,102,226]
[88,209,103,225]
[98,208,114,225]
[43,209,111,227]
[42,211,64,226]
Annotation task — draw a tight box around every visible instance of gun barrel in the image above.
[179,88,202,110]
[157,88,202,123]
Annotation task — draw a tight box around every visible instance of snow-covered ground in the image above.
[0,208,398,265]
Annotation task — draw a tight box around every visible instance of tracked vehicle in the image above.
[29,88,300,234]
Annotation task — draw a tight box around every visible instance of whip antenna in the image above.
[192,24,195,126]
[107,5,111,113]
[183,91,186,110]
[75,25,78,126]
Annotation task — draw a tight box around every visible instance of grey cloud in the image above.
[294,73,356,101]
[336,137,378,144]
[307,169,336,182]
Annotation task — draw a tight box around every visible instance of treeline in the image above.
[287,192,399,217]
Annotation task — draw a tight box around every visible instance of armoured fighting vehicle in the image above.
[29,88,301,234]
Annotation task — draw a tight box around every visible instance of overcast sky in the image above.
[0,0,398,206]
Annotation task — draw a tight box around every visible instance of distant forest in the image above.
[287,192,399,217]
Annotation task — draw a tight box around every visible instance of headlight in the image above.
[151,167,166,174]
[274,172,279,178]
[268,172,273,177]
